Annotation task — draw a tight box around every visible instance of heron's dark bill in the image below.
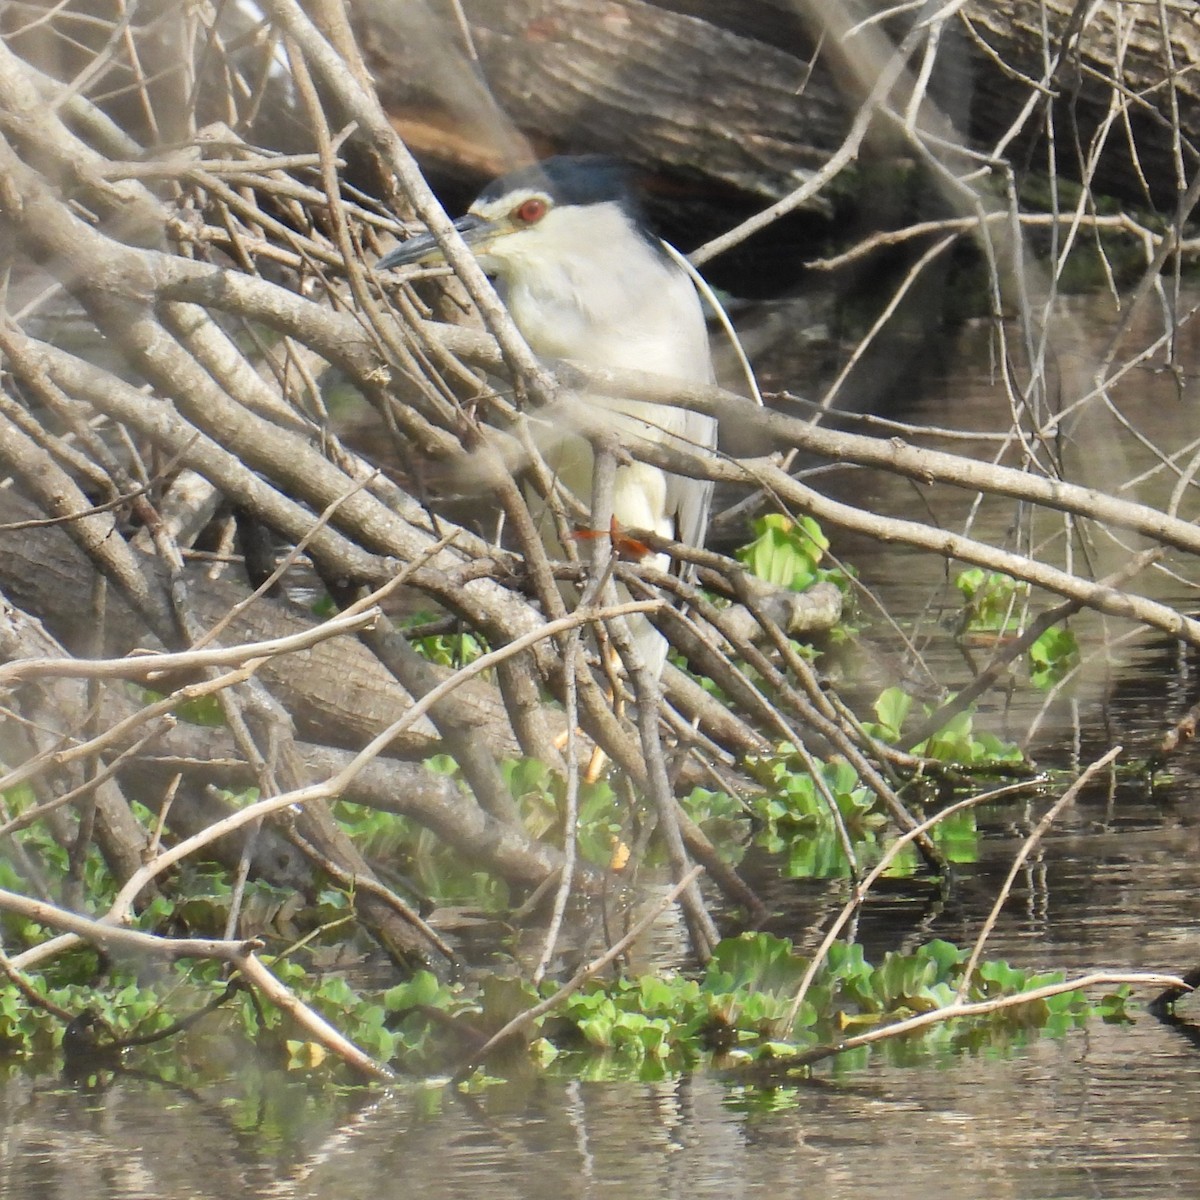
[376,213,494,270]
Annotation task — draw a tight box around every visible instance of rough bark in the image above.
[0,492,516,761]
[964,0,1200,207]
[357,0,1198,211]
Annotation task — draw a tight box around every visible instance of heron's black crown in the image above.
[476,155,643,221]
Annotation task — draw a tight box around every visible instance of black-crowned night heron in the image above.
[377,155,717,678]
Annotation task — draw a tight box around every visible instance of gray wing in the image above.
[665,407,718,556]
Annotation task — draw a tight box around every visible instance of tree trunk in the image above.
[358,0,1198,211]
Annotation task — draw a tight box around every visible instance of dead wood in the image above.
[357,0,1199,213]
[0,492,515,761]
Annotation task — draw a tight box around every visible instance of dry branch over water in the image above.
[0,0,1194,1072]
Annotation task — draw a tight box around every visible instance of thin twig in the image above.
[956,747,1123,999]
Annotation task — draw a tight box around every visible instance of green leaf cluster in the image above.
[866,687,1025,765]
[1029,624,1080,689]
[955,569,1079,689]
[404,611,488,669]
[744,754,888,878]
[0,925,1130,1085]
[536,933,1117,1079]
[736,513,837,592]
[956,568,1029,633]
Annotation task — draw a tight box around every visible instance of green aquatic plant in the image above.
[736,513,849,594]
[956,568,1029,633]
[539,932,1130,1079]
[865,686,1025,765]
[0,886,1138,1085]
[405,612,489,669]
[1028,624,1080,689]
[954,569,1079,689]
[743,754,890,878]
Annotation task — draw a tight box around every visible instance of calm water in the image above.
[3,300,1200,1198]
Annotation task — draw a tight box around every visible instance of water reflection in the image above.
[4,1011,1200,1200]
[2,776,1197,1200]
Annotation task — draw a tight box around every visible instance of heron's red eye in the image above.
[514,197,548,224]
